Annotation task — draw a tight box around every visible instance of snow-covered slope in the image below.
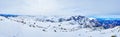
[0,14,120,37]
[0,16,23,37]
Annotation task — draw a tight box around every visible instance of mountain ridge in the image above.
[0,14,120,29]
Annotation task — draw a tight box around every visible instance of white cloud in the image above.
[0,0,120,16]
[0,0,63,15]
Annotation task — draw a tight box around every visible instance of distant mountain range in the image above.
[0,14,120,29]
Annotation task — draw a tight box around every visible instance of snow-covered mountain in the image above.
[0,14,120,37]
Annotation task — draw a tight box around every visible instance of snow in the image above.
[0,15,120,37]
[0,16,23,37]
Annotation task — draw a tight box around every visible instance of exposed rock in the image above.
[111,35,116,37]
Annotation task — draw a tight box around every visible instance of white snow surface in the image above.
[0,16,120,37]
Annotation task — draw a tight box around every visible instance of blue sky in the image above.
[0,0,120,16]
